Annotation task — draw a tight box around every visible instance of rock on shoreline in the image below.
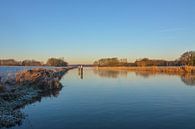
[0,67,72,128]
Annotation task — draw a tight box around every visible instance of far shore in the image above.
[95,66,195,74]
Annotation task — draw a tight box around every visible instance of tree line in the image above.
[93,58,128,66]
[0,58,68,67]
[94,51,195,67]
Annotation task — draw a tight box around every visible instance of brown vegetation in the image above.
[46,58,68,67]
[16,68,68,90]
[180,51,195,65]
[0,59,42,66]
[94,58,128,67]
[0,59,19,66]
[0,58,68,67]
[94,51,195,67]
[21,60,43,66]
[96,66,195,74]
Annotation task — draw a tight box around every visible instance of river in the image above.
[5,67,195,129]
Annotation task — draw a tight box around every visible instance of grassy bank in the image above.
[95,66,195,74]
[0,66,75,128]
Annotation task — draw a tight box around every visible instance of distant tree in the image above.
[135,58,167,67]
[46,58,68,67]
[94,58,128,66]
[180,51,195,66]
[119,58,128,66]
[166,60,182,66]
[0,59,20,66]
[193,56,195,66]
[95,58,119,66]
[93,61,99,66]
[22,60,42,66]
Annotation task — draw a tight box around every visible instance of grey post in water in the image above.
[78,65,83,79]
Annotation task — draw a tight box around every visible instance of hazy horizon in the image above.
[0,0,195,64]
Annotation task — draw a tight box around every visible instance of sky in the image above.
[0,0,195,64]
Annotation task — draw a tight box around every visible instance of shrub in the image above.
[46,58,68,67]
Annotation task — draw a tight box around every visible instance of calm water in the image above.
[6,67,195,129]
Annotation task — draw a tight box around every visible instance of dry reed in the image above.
[96,66,195,74]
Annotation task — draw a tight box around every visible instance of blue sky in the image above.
[0,0,195,64]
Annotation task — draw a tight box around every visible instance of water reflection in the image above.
[134,71,155,78]
[93,69,127,78]
[7,68,195,129]
[181,74,195,86]
[93,68,195,86]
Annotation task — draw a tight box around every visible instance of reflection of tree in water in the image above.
[94,68,195,86]
[180,74,195,86]
[134,71,157,78]
[93,69,127,78]
[39,86,62,97]
[135,71,195,86]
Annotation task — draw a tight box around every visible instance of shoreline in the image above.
[0,66,75,128]
[95,66,195,74]
[94,66,195,86]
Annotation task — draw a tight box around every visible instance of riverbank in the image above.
[95,66,195,74]
[0,66,75,128]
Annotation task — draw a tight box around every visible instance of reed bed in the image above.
[96,66,195,74]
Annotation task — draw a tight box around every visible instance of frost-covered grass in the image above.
[0,66,72,128]
[0,86,40,128]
